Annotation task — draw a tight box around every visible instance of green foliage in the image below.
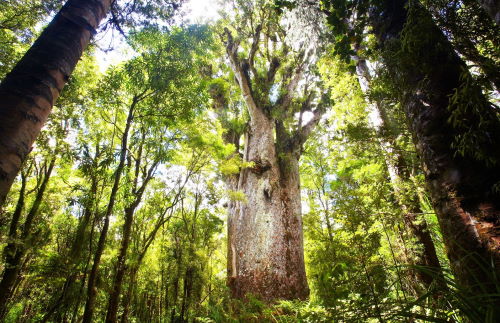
[219,156,254,176]
[227,190,248,203]
[109,0,187,32]
[0,21,226,322]
[0,0,63,78]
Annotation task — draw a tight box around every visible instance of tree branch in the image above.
[223,28,263,123]
[248,23,262,76]
[266,57,281,85]
[275,50,307,112]
[293,92,329,147]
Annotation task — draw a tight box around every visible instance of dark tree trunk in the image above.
[170,253,181,323]
[480,0,500,23]
[0,0,112,207]
[371,0,500,297]
[83,102,134,323]
[119,268,138,323]
[179,267,194,322]
[356,59,445,291]
[105,206,135,323]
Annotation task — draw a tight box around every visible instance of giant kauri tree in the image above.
[212,0,329,301]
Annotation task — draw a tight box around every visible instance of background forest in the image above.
[0,0,499,322]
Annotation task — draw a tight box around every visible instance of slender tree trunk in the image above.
[42,165,99,322]
[119,268,138,323]
[371,0,500,296]
[83,102,135,323]
[70,216,96,323]
[356,59,445,291]
[105,206,135,323]
[0,0,112,207]
[107,154,157,322]
[0,157,55,318]
[170,259,181,322]
[179,267,193,322]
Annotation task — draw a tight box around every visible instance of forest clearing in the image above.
[0,0,499,322]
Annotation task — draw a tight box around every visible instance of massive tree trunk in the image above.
[356,59,445,292]
[0,0,112,207]
[218,19,326,300]
[371,0,500,296]
[227,109,309,301]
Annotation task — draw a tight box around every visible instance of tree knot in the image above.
[249,158,272,175]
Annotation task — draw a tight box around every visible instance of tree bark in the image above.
[371,0,500,296]
[217,25,325,301]
[225,98,309,301]
[119,268,137,323]
[356,59,445,291]
[0,0,112,207]
[105,206,135,323]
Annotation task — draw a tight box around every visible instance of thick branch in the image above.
[275,51,307,112]
[266,57,281,85]
[249,24,262,76]
[223,28,264,124]
[294,94,328,147]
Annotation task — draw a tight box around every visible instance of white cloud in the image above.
[183,0,222,23]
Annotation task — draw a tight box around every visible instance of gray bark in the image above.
[227,110,308,301]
